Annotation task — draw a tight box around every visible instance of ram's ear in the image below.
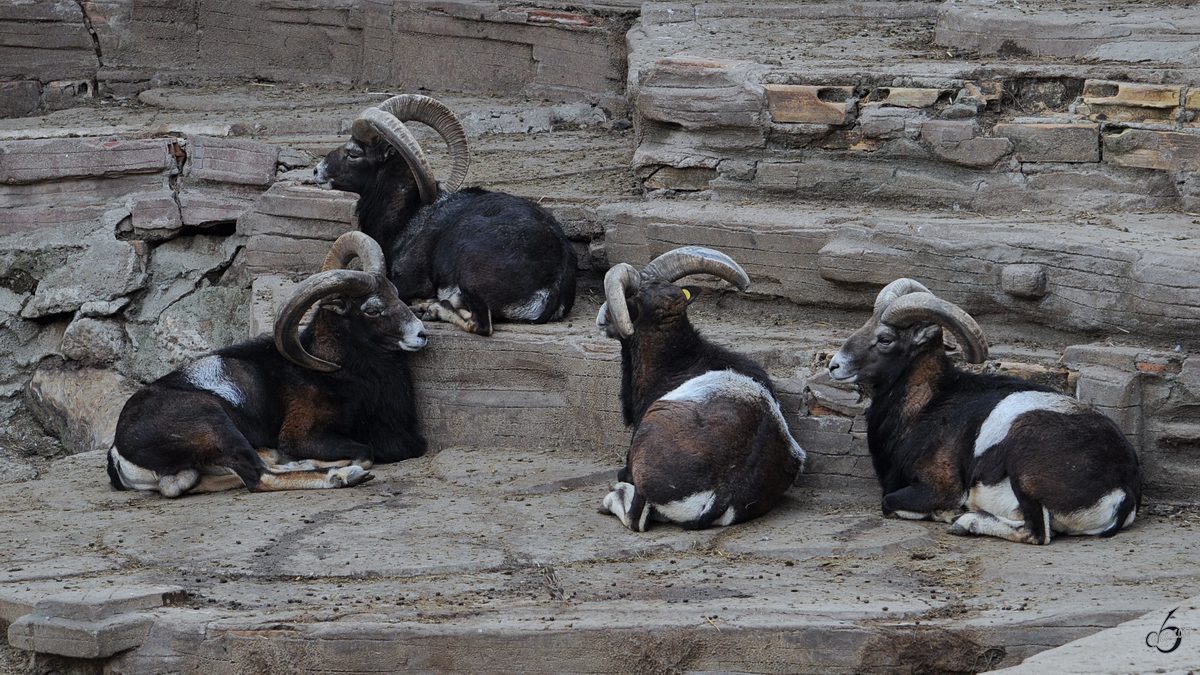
[319,298,350,315]
[680,286,701,304]
[913,323,943,347]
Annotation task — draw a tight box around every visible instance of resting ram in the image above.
[107,232,429,497]
[598,247,805,531]
[827,278,1141,544]
[314,94,577,336]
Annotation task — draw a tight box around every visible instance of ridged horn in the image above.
[641,246,751,290]
[352,107,437,205]
[873,277,933,314]
[379,95,469,194]
[602,263,642,339]
[351,95,471,205]
[274,270,377,372]
[321,230,386,276]
[880,292,989,364]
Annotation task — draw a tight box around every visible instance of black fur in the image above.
[604,278,802,530]
[831,310,1142,542]
[111,278,426,494]
[316,138,576,335]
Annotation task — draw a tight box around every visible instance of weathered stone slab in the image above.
[359,0,625,102]
[1103,129,1200,173]
[25,366,137,455]
[0,1,96,82]
[244,234,338,276]
[0,80,40,118]
[601,202,1200,340]
[236,182,357,240]
[0,138,175,184]
[8,586,181,659]
[60,317,127,365]
[21,236,146,318]
[865,87,948,109]
[178,183,267,227]
[183,136,279,186]
[636,57,766,130]
[128,191,182,241]
[765,85,853,125]
[993,123,1099,163]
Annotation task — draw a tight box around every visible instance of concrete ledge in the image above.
[7,586,182,658]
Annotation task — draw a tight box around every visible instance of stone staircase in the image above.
[2,2,1200,673]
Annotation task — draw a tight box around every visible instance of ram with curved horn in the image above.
[314,94,576,336]
[107,232,429,497]
[596,246,805,531]
[828,278,1142,544]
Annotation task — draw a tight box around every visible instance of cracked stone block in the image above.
[993,123,1100,163]
[7,586,181,659]
[1083,81,1181,123]
[920,119,976,144]
[183,136,280,186]
[244,234,339,277]
[25,365,137,454]
[643,166,717,191]
[0,138,175,184]
[1073,365,1141,437]
[61,316,127,365]
[1104,129,1200,173]
[177,183,266,227]
[930,136,1012,168]
[129,191,182,241]
[43,79,91,110]
[864,87,948,109]
[765,85,853,125]
[21,237,146,319]
[864,108,916,139]
[636,58,766,131]
[0,81,40,117]
[1001,264,1049,299]
[236,182,357,240]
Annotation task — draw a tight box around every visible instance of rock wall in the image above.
[0,0,634,117]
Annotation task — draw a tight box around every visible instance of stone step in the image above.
[629,1,1200,212]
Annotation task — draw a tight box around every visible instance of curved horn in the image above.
[274,270,377,372]
[880,292,989,364]
[352,107,438,205]
[602,263,642,339]
[321,231,387,276]
[641,246,751,291]
[873,277,933,314]
[377,95,470,194]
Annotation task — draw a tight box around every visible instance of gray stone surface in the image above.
[60,316,127,365]
[0,441,1196,673]
[25,365,136,455]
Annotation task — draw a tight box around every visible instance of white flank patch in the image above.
[660,370,806,464]
[966,478,1023,521]
[109,447,161,491]
[1052,488,1129,535]
[503,288,551,321]
[654,490,717,524]
[974,391,1084,457]
[183,356,245,408]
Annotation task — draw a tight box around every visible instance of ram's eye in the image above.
[363,307,382,317]
[877,336,893,346]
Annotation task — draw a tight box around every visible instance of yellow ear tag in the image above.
[681,288,691,301]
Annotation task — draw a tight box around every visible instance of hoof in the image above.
[328,465,372,488]
[947,523,970,536]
